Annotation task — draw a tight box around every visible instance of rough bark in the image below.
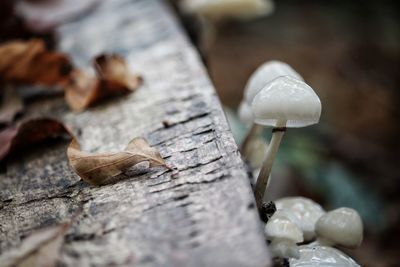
[0,0,270,266]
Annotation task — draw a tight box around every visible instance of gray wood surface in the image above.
[0,0,270,266]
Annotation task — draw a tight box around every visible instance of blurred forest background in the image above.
[0,0,399,266]
[175,0,400,266]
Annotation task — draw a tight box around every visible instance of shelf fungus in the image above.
[251,76,321,209]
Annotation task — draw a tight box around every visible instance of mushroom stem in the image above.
[240,124,262,159]
[254,122,286,209]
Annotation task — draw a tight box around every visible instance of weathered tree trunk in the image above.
[0,0,270,266]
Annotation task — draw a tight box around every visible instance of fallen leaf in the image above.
[65,54,142,112]
[0,118,71,162]
[0,223,70,267]
[68,137,167,185]
[64,70,97,111]
[0,39,72,85]
[0,85,23,125]
[94,54,143,91]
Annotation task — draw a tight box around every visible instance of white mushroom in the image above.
[238,101,254,125]
[315,207,363,249]
[252,76,321,208]
[240,61,303,158]
[265,209,303,259]
[180,0,274,21]
[244,61,304,105]
[244,138,268,172]
[275,197,325,241]
[239,101,267,166]
[180,0,274,59]
[290,245,361,267]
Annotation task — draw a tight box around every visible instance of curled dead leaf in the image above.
[64,70,97,111]
[0,85,23,125]
[0,118,71,162]
[0,39,72,85]
[0,222,70,267]
[67,137,167,185]
[94,54,143,91]
[65,54,142,112]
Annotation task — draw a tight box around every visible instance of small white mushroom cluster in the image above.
[266,199,363,265]
[238,61,363,266]
[275,197,325,241]
[265,197,324,259]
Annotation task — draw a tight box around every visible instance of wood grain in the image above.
[0,0,270,266]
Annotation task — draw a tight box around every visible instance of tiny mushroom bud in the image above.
[265,209,303,259]
[240,60,303,157]
[252,76,321,209]
[275,197,325,241]
[315,207,363,249]
[290,245,361,267]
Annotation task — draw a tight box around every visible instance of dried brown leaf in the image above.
[0,118,71,162]
[67,137,167,185]
[64,70,98,111]
[65,54,142,112]
[94,54,143,91]
[0,39,72,85]
[0,85,23,125]
[0,223,70,267]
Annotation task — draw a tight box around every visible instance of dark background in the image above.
[179,0,400,265]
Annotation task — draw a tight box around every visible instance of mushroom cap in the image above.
[251,76,321,127]
[290,245,361,267]
[315,207,363,248]
[269,238,300,259]
[180,0,274,20]
[244,60,304,105]
[275,197,325,241]
[265,209,303,243]
[238,101,254,124]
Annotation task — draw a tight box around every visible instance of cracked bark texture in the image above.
[0,0,270,266]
